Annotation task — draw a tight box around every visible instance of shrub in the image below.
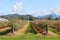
[36,21,47,30]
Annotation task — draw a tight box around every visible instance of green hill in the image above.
[0,14,38,20]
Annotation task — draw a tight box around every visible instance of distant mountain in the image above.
[47,13,60,19]
[37,15,46,19]
[57,15,60,18]
[49,13,58,19]
[37,13,60,19]
[0,14,37,20]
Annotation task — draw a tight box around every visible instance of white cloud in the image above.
[12,2,60,17]
[43,10,52,15]
[33,10,52,17]
[12,1,60,16]
[26,11,32,15]
[51,8,60,15]
[13,1,23,12]
[33,9,60,17]
[34,10,44,17]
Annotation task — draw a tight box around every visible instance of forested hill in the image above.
[0,14,38,20]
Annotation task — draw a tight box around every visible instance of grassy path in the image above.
[0,34,60,40]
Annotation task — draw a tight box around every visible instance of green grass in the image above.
[25,23,36,34]
[0,33,60,40]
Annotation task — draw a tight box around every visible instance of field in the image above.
[30,19,60,36]
[0,19,60,40]
[0,33,60,40]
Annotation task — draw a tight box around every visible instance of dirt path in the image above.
[14,22,29,35]
[0,27,11,32]
[48,30,59,36]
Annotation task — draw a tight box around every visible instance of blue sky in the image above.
[0,0,60,16]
